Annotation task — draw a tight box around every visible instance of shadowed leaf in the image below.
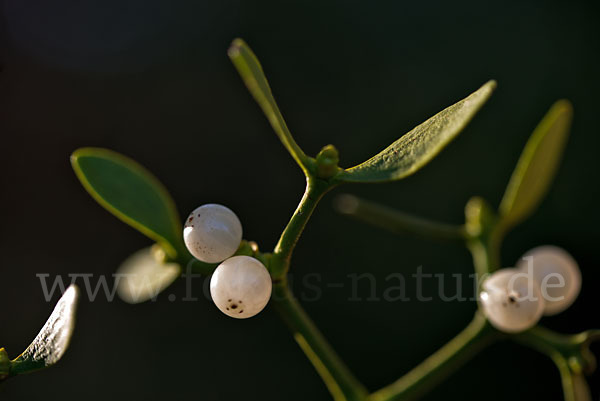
[116,247,181,304]
[499,101,573,229]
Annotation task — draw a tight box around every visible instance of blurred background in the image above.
[0,0,599,400]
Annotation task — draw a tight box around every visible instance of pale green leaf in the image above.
[228,38,311,174]
[336,80,496,183]
[116,247,181,304]
[499,100,573,228]
[10,285,79,375]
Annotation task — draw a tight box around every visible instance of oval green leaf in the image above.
[10,285,79,376]
[71,147,183,258]
[336,80,496,183]
[228,38,312,175]
[498,100,573,229]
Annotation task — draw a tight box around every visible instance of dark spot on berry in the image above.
[230,304,238,309]
[239,310,243,314]
[188,217,193,222]
[228,299,232,302]
[239,300,242,303]
[226,307,230,310]
[508,295,517,304]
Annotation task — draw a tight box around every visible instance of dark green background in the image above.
[0,0,598,400]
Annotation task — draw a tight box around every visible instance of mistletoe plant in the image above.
[335,99,599,400]
[66,39,598,401]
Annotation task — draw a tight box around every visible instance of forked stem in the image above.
[272,281,369,401]
[270,176,332,279]
[269,173,368,401]
[369,313,496,401]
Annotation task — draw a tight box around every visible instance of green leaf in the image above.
[10,285,79,376]
[71,147,183,258]
[498,100,573,228]
[228,38,311,174]
[335,80,496,183]
[116,247,181,304]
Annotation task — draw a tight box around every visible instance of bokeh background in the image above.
[1,0,599,400]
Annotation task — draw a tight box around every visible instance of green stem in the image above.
[513,326,573,358]
[513,327,596,401]
[513,326,596,371]
[369,313,496,401]
[466,239,494,279]
[272,282,368,401]
[463,197,502,276]
[335,195,465,241]
[556,359,593,401]
[270,177,332,279]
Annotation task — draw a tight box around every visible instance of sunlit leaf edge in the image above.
[336,80,497,183]
[498,100,573,227]
[228,38,312,175]
[71,147,183,258]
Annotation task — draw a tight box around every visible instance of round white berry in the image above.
[479,268,545,333]
[183,204,243,263]
[516,245,581,316]
[210,255,272,319]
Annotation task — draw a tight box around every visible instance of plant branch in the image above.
[465,238,497,279]
[555,358,593,401]
[369,312,496,401]
[513,326,598,372]
[335,195,466,241]
[513,326,598,401]
[270,177,332,279]
[272,282,368,401]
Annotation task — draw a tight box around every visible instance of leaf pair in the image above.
[228,38,496,183]
[71,149,210,304]
[2,285,79,379]
[227,38,572,230]
[335,101,573,237]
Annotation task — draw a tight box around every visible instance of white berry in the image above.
[183,204,243,263]
[479,268,545,333]
[516,245,581,316]
[210,255,272,319]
